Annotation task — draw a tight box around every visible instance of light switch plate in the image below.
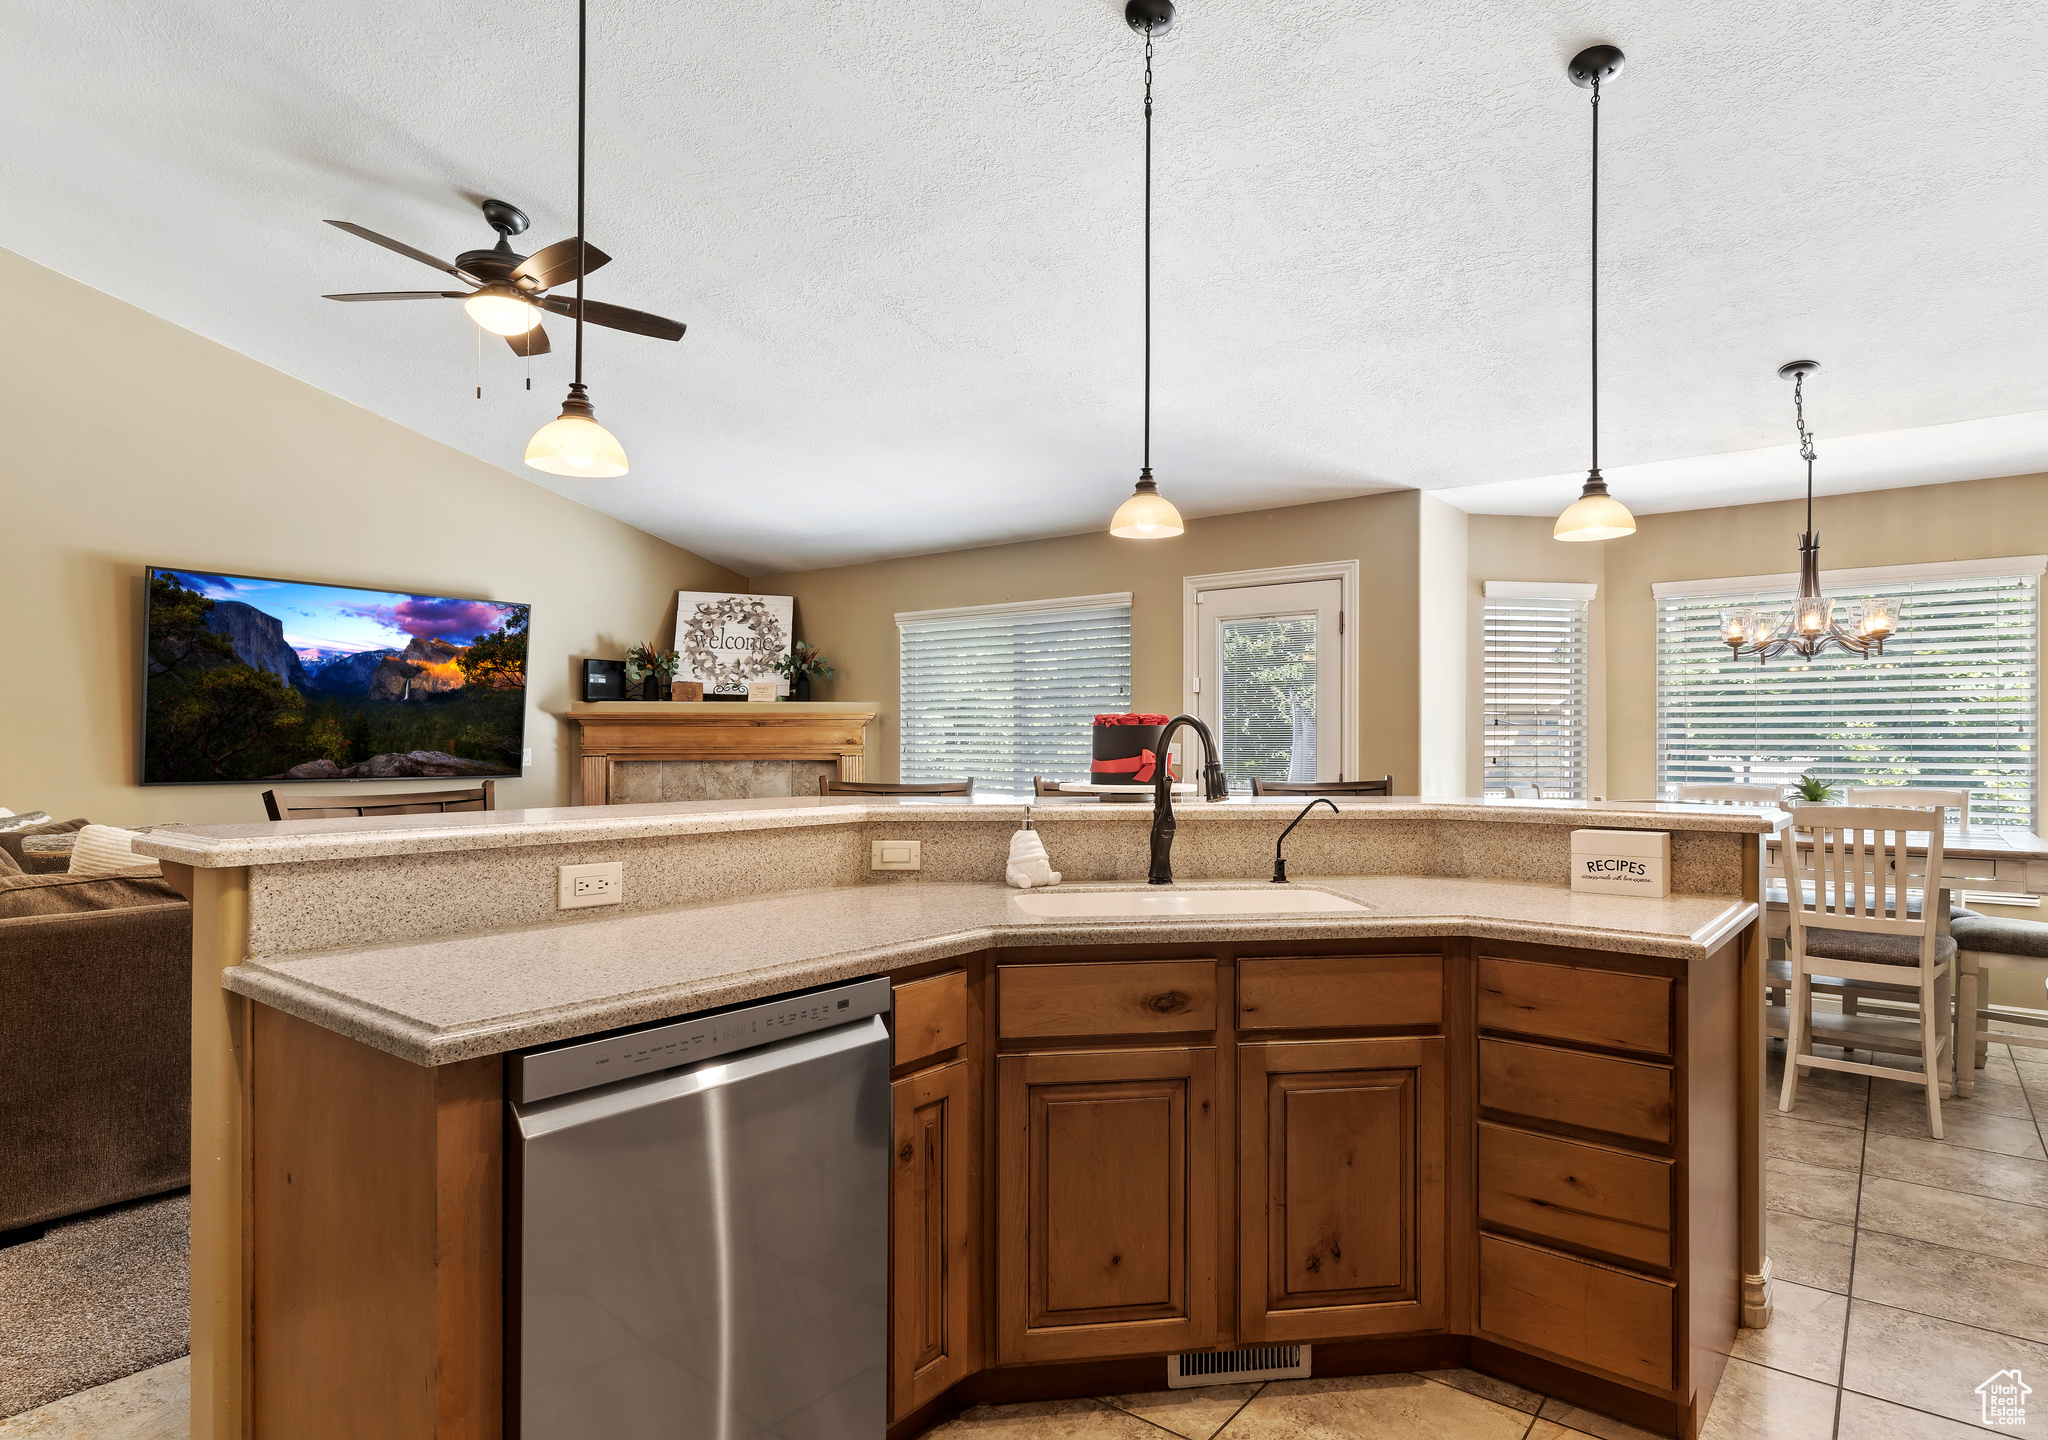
[558,861,624,909]
[871,839,922,871]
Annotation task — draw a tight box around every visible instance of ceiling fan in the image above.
[322,197,686,358]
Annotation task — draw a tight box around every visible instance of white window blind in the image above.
[1483,583,1593,799]
[898,595,1132,796]
[1655,558,2043,828]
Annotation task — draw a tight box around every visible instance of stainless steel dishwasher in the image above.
[509,977,892,1440]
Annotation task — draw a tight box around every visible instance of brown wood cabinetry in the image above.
[891,1059,975,1419]
[998,961,1217,1039]
[1479,1038,1675,1145]
[1479,1233,1676,1389]
[1238,1036,1445,1341]
[996,1046,1218,1362]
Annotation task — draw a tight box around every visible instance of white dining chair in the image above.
[1843,786,1972,830]
[1674,783,1783,805]
[1777,805,1954,1137]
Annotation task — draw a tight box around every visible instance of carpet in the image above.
[0,1192,189,1418]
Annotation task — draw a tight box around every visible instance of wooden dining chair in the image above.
[261,781,495,822]
[1950,908,2048,1095]
[1251,776,1394,797]
[1843,786,1971,830]
[1777,805,1953,1137]
[819,778,974,796]
[1673,783,1782,804]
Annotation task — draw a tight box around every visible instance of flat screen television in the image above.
[142,567,529,786]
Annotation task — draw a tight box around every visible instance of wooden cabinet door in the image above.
[997,1048,1218,1363]
[1239,1037,1446,1342]
[891,1061,975,1420]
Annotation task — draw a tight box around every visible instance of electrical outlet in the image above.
[558,861,624,909]
[522,748,533,766]
[871,839,922,871]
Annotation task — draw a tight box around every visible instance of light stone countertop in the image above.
[141,794,1788,868]
[220,875,1760,1066]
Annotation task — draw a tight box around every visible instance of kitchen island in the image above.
[140,795,1784,1440]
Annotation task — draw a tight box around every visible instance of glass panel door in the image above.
[1194,579,1344,791]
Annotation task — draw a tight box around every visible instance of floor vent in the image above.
[1166,1345,1310,1388]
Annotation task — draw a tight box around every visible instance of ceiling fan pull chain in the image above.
[476,321,483,400]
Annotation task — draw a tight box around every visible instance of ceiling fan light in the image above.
[1553,484,1635,542]
[1110,478,1184,539]
[525,384,628,478]
[465,284,542,336]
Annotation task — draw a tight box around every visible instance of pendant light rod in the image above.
[1142,22,1152,478]
[1589,71,1598,476]
[1108,0,1184,539]
[574,0,587,388]
[1553,44,1632,542]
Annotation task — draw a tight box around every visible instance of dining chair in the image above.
[819,777,975,796]
[1501,783,1543,800]
[1843,786,1971,830]
[1031,776,1097,801]
[1950,907,2048,1095]
[1673,783,1782,805]
[1250,776,1394,797]
[262,781,495,821]
[1777,805,1953,1137]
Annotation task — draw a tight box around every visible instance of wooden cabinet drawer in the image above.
[1478,1122,1673,1268]
[895,971,968,1069]
[1237,955,1441,1031]
[1477,956,1671,1056]
[1479,1234,1675,1390]
[1479,1039,1674,1145]
[999,962,1216,1039]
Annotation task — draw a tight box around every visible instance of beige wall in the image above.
[0,246,745,826]
[755,490,1425,786]
[1602,472,2048,801]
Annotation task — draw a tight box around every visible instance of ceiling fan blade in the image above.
[538,295,687,341]
[322,291,468,301]
[505,324,551,358]
[510,238,612,291]
[324,220,474,278]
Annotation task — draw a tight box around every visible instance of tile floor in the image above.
[12,1041,2047,1439]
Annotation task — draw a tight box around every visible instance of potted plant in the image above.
[625,643,681,702]
[771,643,835,702]
[1791,773,1838,804]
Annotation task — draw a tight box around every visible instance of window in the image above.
[1655,557,2043,828]
[1483,582,1594,799]
[898,594,1132,796]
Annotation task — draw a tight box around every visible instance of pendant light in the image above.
[1108,0,1184,539]
[1553,45,1635,542]
[1719,361,1901,662]
[526,0,629,479]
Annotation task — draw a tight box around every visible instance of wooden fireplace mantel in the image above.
[565,701,879,804]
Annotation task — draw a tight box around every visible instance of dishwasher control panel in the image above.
[512,976,892,1104]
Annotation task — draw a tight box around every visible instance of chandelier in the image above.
[1719,361,1901,662]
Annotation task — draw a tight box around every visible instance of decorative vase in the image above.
[793,673,812,702]
[643,676,665,702]
[1091,713,1174,784]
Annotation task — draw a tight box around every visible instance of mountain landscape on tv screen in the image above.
[143,569,528,785]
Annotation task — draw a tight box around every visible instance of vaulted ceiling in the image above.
[6,1,2044,572]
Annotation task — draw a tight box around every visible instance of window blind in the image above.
[898,596,1132,796]
[1217,615,1320,788]
[1483,587,1591,799]
[1655,560,2042,828]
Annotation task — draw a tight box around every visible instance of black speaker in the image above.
[581,658,628,702]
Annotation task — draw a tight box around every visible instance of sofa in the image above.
[0,840,192,1232]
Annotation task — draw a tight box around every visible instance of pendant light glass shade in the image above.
[526,383,628,478]
[464,284,542,335]
[1110,476,1184,538]
[1552,478,1635,541]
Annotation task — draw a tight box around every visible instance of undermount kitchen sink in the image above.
[1008,886,1371,917]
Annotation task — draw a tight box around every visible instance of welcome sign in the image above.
[1570,829,1671,897]
[675,592,794,697]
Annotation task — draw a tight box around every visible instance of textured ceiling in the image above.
[5,1,2045,573]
